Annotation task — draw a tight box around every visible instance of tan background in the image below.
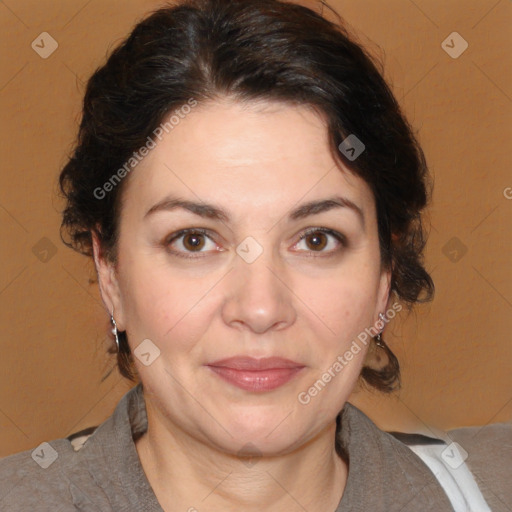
[0,0,510,457]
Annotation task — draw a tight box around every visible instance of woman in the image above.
[0,0,509,510]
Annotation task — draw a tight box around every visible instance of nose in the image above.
[221,248,297,335]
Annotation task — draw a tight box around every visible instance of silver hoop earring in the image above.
[375,312,387,348]
[110,308,120,352]
[375,332,385,348]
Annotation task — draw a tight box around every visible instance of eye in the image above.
[165,228,219,258]
[293,228,346,256]
[164,227,346,259]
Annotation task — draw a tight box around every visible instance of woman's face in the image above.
[95,98,390,455]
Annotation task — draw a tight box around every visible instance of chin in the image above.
[209,406,308,454]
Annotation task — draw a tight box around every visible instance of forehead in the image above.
[120,99,376,224]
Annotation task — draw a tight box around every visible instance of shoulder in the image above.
[447,421,512,505]
[389,420,512,469]
[447,421,512,457]
[0,384,145,511]
[389,421,512,511]
[0,427,100,510]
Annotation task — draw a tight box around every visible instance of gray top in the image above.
[0,383,510,511]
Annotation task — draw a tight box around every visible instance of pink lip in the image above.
[206,357,305,392]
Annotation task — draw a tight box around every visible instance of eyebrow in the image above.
[144,194,365,228]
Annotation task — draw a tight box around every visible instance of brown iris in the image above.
[304,231,328,251]
[182,233,206,251]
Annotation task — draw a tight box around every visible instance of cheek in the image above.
[117,254,193,342]
[118,252,225,359]
[299,266,380,343]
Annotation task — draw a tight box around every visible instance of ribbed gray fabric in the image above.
[1,383,510,511]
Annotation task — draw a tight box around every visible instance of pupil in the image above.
[308,232,326,250]
[185,234,204,250]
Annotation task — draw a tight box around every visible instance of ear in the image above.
[91,229,126,331]
[375,264,392,322]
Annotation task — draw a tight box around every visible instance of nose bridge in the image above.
[221,242,296,334]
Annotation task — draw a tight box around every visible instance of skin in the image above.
[92,98,391,512]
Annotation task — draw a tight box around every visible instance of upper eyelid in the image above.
[298,227,345,240]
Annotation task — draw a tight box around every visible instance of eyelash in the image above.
[164,227,347,260]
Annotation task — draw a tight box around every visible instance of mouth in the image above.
[205,356,305,392]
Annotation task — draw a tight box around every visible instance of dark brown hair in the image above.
[59,0,434,391]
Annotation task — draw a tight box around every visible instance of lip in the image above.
[208,356,304,370]
[206,357,305,392]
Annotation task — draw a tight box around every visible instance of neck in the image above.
[135,401,347,512]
